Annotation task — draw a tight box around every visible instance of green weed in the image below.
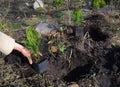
[7,22,15,30]
[0,20,20,30]
[48,85,54,87]
[57,42,66,52]
[59,26,64,32]
[52,0,63,8]
[0,21,4,30]
[7,22,21,30]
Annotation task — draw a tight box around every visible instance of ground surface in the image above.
[0,0,120,87]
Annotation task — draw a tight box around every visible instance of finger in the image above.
[24,48,31,57]
[38,52,43,56]
[28,57,33,64]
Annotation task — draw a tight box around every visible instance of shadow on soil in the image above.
[63,60,93,82]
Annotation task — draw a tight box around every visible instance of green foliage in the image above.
[8,22,16,30]
[0,20,21,30]
[59,26,64,32]
[0,21,4,30]
[79,0,83,1]
[52,0,63,8]
[7,22,21,30]
[57,42,66,52]
[72,9,83,26]
[91,0,106,9]
[22,26,41,61]
[39,14,47,21]
[116,28,120,34]
[36,7,44,11]
[48,86,54,87]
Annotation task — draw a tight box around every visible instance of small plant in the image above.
[0,21,4,30]
[52,0,63,8]
[7,22,21,30]
[7,22,15,30]
[22,26,41,62]
[91,0,106,9]
[0,20,21,30]
[72,9,83,26]
[48,41,66,53]
[59,26,64,32]
[48,85,54,87]
[57,42,66,52]
[36,7,44,11]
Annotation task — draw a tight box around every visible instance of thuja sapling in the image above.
[72,9,84,37]
[72,9,83,27]
[91,0,106,9]
[22,26,42,62]
[22,26,48,73]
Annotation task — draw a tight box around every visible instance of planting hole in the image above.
[63,62,92,82]
[89,25,108,41]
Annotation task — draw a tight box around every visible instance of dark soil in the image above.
[0,0,120,87]
[3,18,120,87]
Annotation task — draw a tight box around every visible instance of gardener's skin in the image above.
[0,32,34,64]
[14,42,33,64]
[14,43,43,64]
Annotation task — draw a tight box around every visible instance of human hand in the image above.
[21,48,33,64]
[14,43,33,64]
